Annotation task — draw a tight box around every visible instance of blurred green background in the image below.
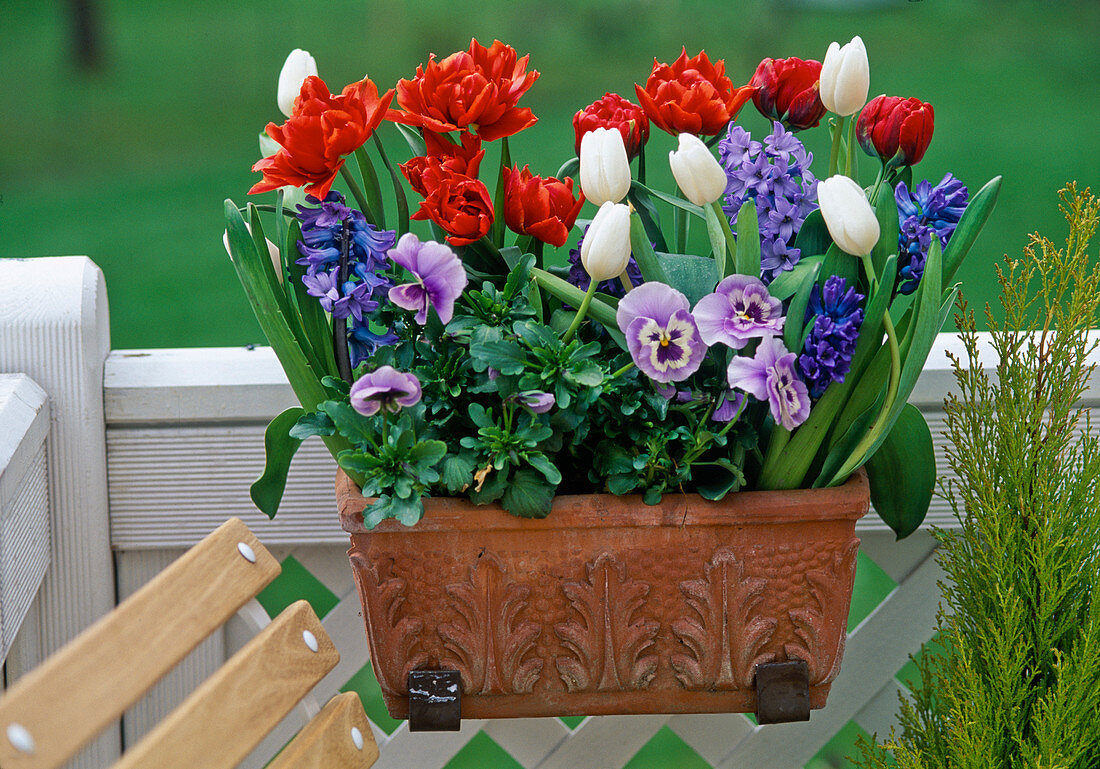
[2,0,1098,350]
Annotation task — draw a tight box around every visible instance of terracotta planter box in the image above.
[338,470,869,721]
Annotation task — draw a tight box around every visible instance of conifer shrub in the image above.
[856,185,1100,768]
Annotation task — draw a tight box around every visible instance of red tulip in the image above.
[749,56,826,131]
[856,96,935,167]
[250,76,394,200]
[400,131,485,198]
[573,93,650,160]
[634,48,755,136]
[502,166,584,248]
[409,168,494,247]
[393,39,539,142]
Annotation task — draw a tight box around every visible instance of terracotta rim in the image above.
[337,469,869,534]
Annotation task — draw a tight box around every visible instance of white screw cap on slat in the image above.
[6,723,35,754]
[351,726,364,750]
[302,630,319,652]
[237,542,256,563]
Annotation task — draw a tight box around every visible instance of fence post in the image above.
[0,256,116,766]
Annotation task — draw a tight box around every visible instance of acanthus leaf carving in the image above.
[437,552,544,695]
[671,548,777,690]
[554,553,659,692]
[784,538,860,685]
[349,552,428,696]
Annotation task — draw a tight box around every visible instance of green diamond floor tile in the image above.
[848,551,899,632]
[255,554,340,619]
[805,718,873,768]
[623,725,712,769]
[443,731,525,769]
[342,661,404,735]
[559,715,586,729]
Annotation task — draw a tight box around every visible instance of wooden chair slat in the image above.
[0,517,280,769]
[110,600,339,769]
[267,691,379,769]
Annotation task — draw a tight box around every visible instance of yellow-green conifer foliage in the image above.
[857,185,1100,768]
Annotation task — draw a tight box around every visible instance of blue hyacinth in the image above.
[718,121,818,283]
[295,191,398,365]
[799,276,865,398]
[895,173,968,295]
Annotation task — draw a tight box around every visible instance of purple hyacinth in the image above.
[296,191,399,366]
[296,191,396,275]
[727,336,811,430]
[718,121,818,283]
[693,274,785,350]
[616,282,707,384]
[349,366,422,416]
[798,277,865,398]
[895,173,968,295]
[387,233,468,325]
[566,226,645,298]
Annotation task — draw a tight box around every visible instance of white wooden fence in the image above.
[1,256,1070,769]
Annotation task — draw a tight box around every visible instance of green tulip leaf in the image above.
[734,199,761,278]
[783,259,821,354]
[766,255,824,301]
[642,185,706,219]
[532,267,620,331]
[628,182,670,253]
[794,208,832,259]
[556,156,580,181]
[865,404,935,539]
[394,122,427,157]
[629,213,671,284]
[819,242,859,287]
[872,182,901,275]
[250,407,306,519]
[942,175,1002,291]
[659,252,721,306]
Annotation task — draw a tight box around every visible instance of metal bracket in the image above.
[754,660,810,724]
[407,670,462,731]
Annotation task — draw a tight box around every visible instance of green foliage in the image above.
[855,185,1100,769]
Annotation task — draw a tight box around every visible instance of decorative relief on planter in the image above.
[554,553,660,692]
[437,552,544,694]
[671,548,777,690]
[785,538,860,685]
[348,553,428,696]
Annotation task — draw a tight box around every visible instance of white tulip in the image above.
[819,36,869,117]
[817,175,880,256]
[669,133,728,207]
[581,202,633,282]
[579,127,631,206]
[277,48,319,117]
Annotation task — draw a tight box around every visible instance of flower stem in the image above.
[562,279,599,344]
[713,200,738,278]
[611,361,634,379]
[844,115,857,179]
[828,116,846,178]
[339,164,376,226]
[333,219,354,384]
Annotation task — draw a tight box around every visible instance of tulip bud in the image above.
[819,36,869,117]
[669,133,728,207]
[581,201,633,282]
[277,49,319,117]
[816,175,880,256]
[856,95,934,167]
[579,127,631,206]
[750,56,827,130]
[222,224,284,283]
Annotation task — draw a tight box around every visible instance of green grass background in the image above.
[2,0,1098,349]
[3,1,1097,766]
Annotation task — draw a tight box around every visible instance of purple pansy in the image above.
[693,274,785,350]
[387,233,468,325]
[726,336,811,430]
[349,366,422,416]
[514,390,555,414]
[616,282,707,384]
[712,390,746,423]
